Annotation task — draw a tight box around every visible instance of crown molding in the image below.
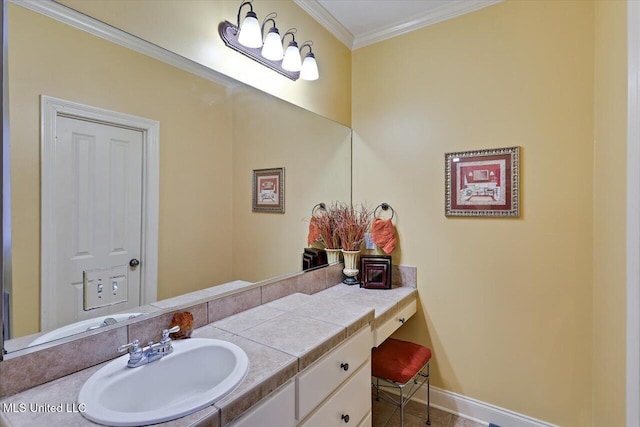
[293,0,354,49]
[8,0,239,88]
[353,0,503,50]
[296,0,502,51]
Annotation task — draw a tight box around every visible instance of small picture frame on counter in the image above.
[302,248,328,271]
[359,255,392,289]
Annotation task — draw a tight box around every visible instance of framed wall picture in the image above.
[252,167,285,213]
[445,146,519,217]
[359,255,392,289]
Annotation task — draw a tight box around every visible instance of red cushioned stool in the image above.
[371,338,432,426]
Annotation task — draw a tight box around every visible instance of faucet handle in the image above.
[118,339,140,353]
[161,325,180,341]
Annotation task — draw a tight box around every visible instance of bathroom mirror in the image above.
[3,2,351,353]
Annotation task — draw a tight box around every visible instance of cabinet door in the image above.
[357,411,372,427]
[231,380,295,427]
[299,361,371,427]
[297,327,372,420]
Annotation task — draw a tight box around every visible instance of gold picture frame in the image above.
[252,167,285,213]
[445,147,519,217]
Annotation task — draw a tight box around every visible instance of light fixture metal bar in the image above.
[219,21,300,81]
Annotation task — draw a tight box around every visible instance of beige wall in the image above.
[593,1,627,425]
[57,0,352,127]
[352,1,594,425]
[9,5,235,337]
[230,86,351,282]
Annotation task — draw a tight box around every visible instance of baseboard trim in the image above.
[381,382,558,427]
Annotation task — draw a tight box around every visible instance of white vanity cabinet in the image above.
[230,380,296,427]
[229,326,372,427]
[357,411,372,427]
[296,326,373,426]
[298,361,371,427]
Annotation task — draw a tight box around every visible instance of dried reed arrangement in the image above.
[315,204,341,249]
[334,203,372,251]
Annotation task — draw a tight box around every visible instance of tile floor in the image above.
[371,392,486,427]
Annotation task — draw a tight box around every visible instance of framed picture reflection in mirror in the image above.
[252,167,285,213]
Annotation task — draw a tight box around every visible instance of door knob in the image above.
[129,259,140,267]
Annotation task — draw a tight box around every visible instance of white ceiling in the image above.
[293,0,502,50]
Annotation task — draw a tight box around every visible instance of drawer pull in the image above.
[398,317,406,324]
[340,362,349,371]
[341,414,350,423]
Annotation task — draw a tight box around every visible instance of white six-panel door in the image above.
[41,96,159,334]
[50,116,144,329]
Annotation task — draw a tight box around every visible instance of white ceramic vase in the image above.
[341,250,360,285]
[325,248,342,265]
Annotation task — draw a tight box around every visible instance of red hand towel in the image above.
[308,216,321,246]
[371,218,396,254]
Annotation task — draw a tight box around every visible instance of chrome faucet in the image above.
[118,325,180,368]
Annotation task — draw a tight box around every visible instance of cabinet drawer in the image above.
[299,360,371,427]
[231,380,295,427]
[296,326,372,420]
[373,299,416,347]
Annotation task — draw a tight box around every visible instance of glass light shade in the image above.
[282,42,301,72]
[238,11,263,48]
[300,53,319,81]
[261,28,284,61]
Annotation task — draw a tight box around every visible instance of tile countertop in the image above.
[0,283,417,427]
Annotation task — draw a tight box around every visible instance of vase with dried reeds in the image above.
[334,203,372,285]
[315,203,342,264]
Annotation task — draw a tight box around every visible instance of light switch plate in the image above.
[83,269,107,310]
[364,232,376,250]
[109,266,128,305]
[83,266,129,310]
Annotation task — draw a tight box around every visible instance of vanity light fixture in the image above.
[261,13,284,61]
[281,29,301,72]
[236,1,262,48]
[299,41,319,81]
[219,0,319,81]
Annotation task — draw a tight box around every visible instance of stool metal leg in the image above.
[399,384,404,426]
[372,360,431,427]
[426,363,431,425]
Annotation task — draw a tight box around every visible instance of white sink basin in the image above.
[78,338,249,426]
[29,313,143,347]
